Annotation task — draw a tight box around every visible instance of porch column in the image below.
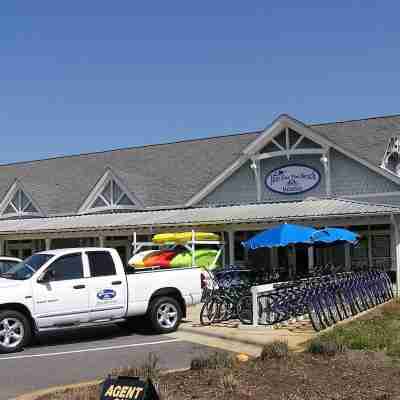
[45,238,52,251]
[99,236,106,248]
[345,243,351,271]
[0,239,4,256]
[45,238,51,251]
[228,231,235,266]
[308,246,314,273]
[391,215,400,297]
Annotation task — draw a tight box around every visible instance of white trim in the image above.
[0,180,44,219]
[285,127,290,152]
[186,114,400,207]
[78,168,143,214]
[253,148,326,161]
[345,191,400,199]
[272,138,285,151]
[291,135,304,151]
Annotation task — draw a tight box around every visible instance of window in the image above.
[4,254,54,280]
[0,260,19,274]
[90,179,135,210]
[2,188,41,217]
[87,251,116,277]
[48,254,84,281]
[79,170,142,214]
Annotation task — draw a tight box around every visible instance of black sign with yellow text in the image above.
[100,376,159,400]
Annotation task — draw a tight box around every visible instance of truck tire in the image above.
[0,310,32,353]
[148,296,182,334]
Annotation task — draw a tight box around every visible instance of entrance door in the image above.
[33,253,89,328]
[85,250,127,322]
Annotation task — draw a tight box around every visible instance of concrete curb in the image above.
[15,368,190,400]
[179,323,311,351]
[180,324,268,348]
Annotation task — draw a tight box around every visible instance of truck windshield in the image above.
[0,254,54,280]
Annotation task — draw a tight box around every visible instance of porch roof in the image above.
[0,198,398,237]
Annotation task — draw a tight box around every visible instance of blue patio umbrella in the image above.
[242,223,319,250]
[311,227,359,245]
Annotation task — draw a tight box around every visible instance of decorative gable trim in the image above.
[185,114,400,206]
[0,180,44,218]
[78,168,143,214]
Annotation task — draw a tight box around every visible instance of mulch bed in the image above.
[38,351,400,400]
[161,352,400,400]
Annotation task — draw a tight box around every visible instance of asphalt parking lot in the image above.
[0,325,217,400]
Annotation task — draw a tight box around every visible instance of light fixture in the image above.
[320,155,328,164]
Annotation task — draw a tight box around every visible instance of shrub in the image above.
[190,351,234,370]
[110,352,161,381]
[307,339,346,356]
[260,340,289,360]
[220,372,239,392]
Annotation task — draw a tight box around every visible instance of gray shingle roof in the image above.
[0,198,398,236]
[0,113,399,217]
[311,114,400,168]
[0,132,258,215]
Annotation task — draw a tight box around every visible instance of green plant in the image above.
[307,339,346,356]
[220,372,239,392]
[260,340,289,360]
[110,352,161,381]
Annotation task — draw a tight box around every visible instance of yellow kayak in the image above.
[152,232,220,244]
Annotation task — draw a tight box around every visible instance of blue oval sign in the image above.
[97,289,116,300]
[265,164,321,195]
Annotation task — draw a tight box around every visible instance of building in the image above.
[1,113,400,286]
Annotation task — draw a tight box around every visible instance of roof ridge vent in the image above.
[382,136,400,175]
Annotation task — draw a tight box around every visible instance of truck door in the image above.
[85,251,127,322]
[33,253,90,328]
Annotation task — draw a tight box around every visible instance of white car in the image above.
[0,257,22,274]
[0,248,202,353]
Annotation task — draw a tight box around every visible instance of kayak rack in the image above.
[131,230,225,269]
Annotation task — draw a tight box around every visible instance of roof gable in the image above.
[78,168,143,214]
[0,180,44,219]
[186,114,400,206]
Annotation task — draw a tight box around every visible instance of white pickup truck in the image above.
[0,247,202,353]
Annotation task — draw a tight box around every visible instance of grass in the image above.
[315,301,400,357]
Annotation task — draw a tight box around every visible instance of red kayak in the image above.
[143,250,177,268]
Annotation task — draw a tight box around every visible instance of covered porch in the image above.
[0,198,399,291]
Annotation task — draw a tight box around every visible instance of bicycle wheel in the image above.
[307,300,326,332]
[318,296,334,326]
[336,291,352,319]
[200,299,219,326]
[237,295,253,325]
[263,293,283,325]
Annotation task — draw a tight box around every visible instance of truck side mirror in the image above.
[37,268,56,284]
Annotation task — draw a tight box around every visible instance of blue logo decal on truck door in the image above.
[97,289,116,300]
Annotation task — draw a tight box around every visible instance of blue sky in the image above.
[1,1,400,164]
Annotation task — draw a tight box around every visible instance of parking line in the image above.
[0,338,181,361]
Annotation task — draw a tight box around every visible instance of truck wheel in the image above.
[148,297,182,334]
[0,310,32,353]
